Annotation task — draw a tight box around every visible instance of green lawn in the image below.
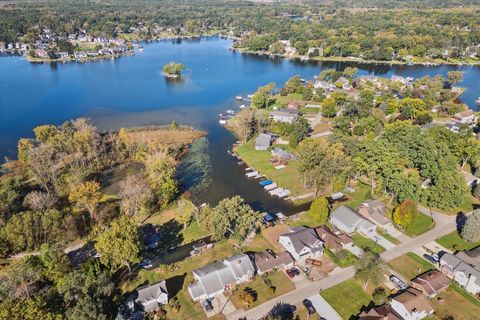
[436,231,480,251]
[388,252,435,280]
[234,139,308,196]
[352,233,386,254]
[402,212,435,237]
[324,248,357,267]
[431,284,480,320]
[321,279,372,319]
[343,183,372,209]
[376,227,400,245]
[231,271,295,310]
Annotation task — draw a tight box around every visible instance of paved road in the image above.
[226,208,458,320]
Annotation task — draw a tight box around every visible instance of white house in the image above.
[269,109,299,124]
[439,248,480,295]
[390,288,434,320]
[135,281,169,312]
[454,110,477,124]
[188,254,255,301]
[329,205,376,235]
[278,226,323,261]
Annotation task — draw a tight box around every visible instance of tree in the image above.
[233,109,257,144]
[461,209,480,242]
[94,216,141,272]
[473,183,480,198]
[251,83,275,109]
[372,287,388,306]
[163,61,185,77]
[308,197,330,224]
[210,196,262,242]
[39,243,71,284]
[447,71,464,85]
[239,288,256,306]
[23,191,57,212]
[343,67,358,78]
[321,97,337,118]
[289,117,309,147]
[392,200,417,228]
[355,250,383,288]
[398,98,426,120]
[284,75,302,94]
[69,181,102,221]
[119,174,153,216]
[144,153,178,208]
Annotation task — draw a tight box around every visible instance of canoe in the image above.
[260,180,273,186]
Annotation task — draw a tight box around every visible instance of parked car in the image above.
[139,259,153,269]
[423,253,439,264]
[202,300,213,311]
[286,267,300,278]
[390,274,408,290]
[303,299,316,314]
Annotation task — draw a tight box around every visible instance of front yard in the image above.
[401,212,435,237]
[436,230,480,251]
[231,271,295,310]
[234,140,309,196]
[352,233,386,254]
[431,284,480,320]
[388,252,435,280]
[320,279,372,319]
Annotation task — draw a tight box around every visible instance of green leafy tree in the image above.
[372,287,388,306]
[39,243,71,284]
[393,200,417,228]
[398,98,426,120]
[69,181,101,221]
[308,197,330,224]
[321,98,337,118]
[447,71,464,85]
[94,216,141,272]
[289,117,309,147]
[163,61,185,77]
[355,250,383,288]
[251,83,275,109]
[461,209,480,242]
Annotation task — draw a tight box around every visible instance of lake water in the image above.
[1,37,479,214]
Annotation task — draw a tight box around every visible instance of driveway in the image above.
[307,294,342,320]
[346,245,364,258]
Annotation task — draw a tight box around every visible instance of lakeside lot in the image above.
[234,139,310,197]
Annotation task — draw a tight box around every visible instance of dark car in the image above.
[286,267,300,278]
[202,300,213,311]
[423,254,438,264]
[303,299,316,314]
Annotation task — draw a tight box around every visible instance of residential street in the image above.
[226,209,458,320]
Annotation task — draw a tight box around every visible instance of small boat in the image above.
[219,113,225,117]
[264,183,277,190]
[239,104,246,109]
[476,97,480,105]
[226,109,235,114]
[245,167,253,171]
[247,94,253,98]
[235,96,243,101]
[139,46,144,51]
[260,180,273,186]
[246,171,259,178]
[219,119,227,125]
[269,188,284,196]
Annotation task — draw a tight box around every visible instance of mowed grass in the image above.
[321,279,372,319]
[376,227,400,245]
[431,284,480,320]
[351,233,386,254]
[234,140,309,196]
[402,212,435,237]
[436,231,480,251]
[388,252,435,280]
[231,271,295,310]
[343,183,372,209]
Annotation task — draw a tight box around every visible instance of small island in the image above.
[163,61,185,78]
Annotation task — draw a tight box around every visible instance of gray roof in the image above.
[136,281,168,312]
[331,205,375,230]
[280,226,323,254]
[454,261,480,285]
[455,247,480,268]
[270,109,300,117]
[253,251,294,273]
[224,254,256,279]
[255,133,272,148]
[440,252,461,270]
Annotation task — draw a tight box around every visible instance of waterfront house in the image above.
[329,205,376,235]
[454,110,476,124]
[314,225,353,253]
[269,109,299,124]
[135,281,169,312]
[255,133,272,150]
[411,270,450,298]
[188,254,255,301]
[314,80,337,92]
[278,226,323,261]
[390,288,434,320]
[251,251,294,274]
[271,147,295,162]
[439,248,480,295]
[359,305,401,320]
[357,200,392,230]
[287,100,303,110]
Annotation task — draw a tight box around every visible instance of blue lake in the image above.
[1,37,479,213]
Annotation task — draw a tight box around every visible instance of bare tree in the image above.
[119,174,153,216]
[27,143,62,195]
[23,191,57,211]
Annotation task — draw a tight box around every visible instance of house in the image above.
[188,253,255,301]
[314,80,336,92]
[314,225,353,252]
[336,77,352,90]
[439,248,480,295]
[251,251,294,274]
[358,200,392,230]
[278,226,323,261]
[135,281,169,312]
[255,133,272,150]
[454,110,477,124]
[271,147,295,161]
[411,270,450,298]
[359,305,401,320]
[269,109,299,123]
[329,205,376,235]
[445,121,463,133]
[287,100,303,110]
[390,288,434,320]
[391,75,409,86]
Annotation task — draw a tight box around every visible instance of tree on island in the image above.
[163,61,185,77]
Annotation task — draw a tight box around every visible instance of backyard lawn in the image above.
[352,233,386,254]
[343,183,372,209]
[431,284,480,320]
[320,279,372,319]
[402,212,435,237]
[324,248,357,268]
[234,140,309,196]
[388,252,435,280]
[436,231,480,251]
[231,271,295,310]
